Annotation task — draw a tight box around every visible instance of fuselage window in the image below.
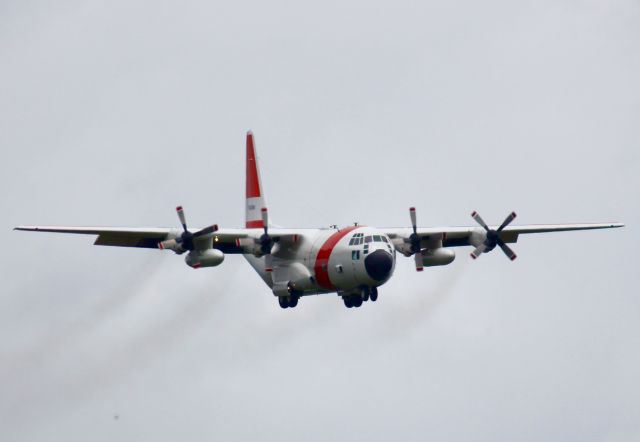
[352,250,360,260]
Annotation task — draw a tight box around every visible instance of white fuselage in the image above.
[244,226,396,297]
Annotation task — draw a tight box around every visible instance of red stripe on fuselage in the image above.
[314,226,360,290]
[246,132,261,198]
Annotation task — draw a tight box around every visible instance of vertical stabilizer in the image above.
[245,131,267,228]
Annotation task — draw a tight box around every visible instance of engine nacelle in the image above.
[421,248,455,267]
[185,249,225,269]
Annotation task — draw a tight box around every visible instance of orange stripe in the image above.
[313,226,359,290]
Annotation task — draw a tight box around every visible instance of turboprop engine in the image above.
[185,249,225,269]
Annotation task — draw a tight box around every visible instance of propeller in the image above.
[470,211,517,260]
[158,206,218,254]
[258,207,273,255]
[409,207,424,271]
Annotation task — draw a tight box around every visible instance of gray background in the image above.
[1,0,638,441]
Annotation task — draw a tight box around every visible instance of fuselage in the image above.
[244,226,395,297]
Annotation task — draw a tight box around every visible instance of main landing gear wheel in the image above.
[278,296,299,309]
[343,294,363,308]
[370,287,378,302]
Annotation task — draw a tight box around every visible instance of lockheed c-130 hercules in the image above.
[15,132,624,309]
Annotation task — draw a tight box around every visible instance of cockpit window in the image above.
[349,233,365,246]
[373,235,382,242]
[365,236,373,243]
[382,236,389,243]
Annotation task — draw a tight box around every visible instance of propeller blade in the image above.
[265,254,273,272]
[497,239,517,261]
[470,243,487,259]
[176,206,187,231]
[261,207,269,234]
[409,207,417,234]
[193,224,219,238]
[471,211,490,231]
[414,251,424,272]
[159,238,181,252]
[497,211,517,232]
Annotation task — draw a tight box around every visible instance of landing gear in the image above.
[342,286,379,309]
[342,295,363,308]
[278,295,299,309]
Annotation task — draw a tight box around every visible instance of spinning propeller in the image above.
[470,211,517,260]
[158,206,218,254]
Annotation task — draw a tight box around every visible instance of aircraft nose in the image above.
[364,249,393,281]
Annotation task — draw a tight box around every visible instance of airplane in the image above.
[14,132,624,309]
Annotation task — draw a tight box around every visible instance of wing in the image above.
[13,225,307,254]
[14,226,175,249]
[384,222,624,252]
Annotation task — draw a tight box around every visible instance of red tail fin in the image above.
[245,131,267,228]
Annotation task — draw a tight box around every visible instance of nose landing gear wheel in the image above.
[343,297,353,308]
[278,297,289,309]
[361,286,370,302]
[370,287,378,302]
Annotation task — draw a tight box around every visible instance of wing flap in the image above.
[93,233,164,249]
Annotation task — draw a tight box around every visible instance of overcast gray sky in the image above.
[1,0,638,441]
